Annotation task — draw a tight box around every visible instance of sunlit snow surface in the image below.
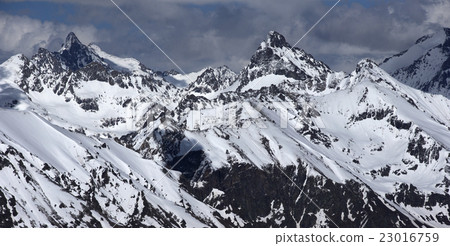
[0,31,449,227]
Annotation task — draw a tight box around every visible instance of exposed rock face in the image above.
[188,66,236,94]
[237,31,331,93]
[0,31,449,228]
[380,27,450,98]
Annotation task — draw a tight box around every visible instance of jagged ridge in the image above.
[0,31,449,228]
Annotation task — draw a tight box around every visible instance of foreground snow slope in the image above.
[0,109,238,227]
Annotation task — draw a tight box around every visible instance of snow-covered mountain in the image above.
[236,31,335,94]
[380,27,450,98]
[0,31,449,228]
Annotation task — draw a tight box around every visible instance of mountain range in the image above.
[0,29,449,228]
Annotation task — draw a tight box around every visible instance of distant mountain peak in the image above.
[250,31,296,66]
[380,27,450,98]
[187,66,237,93]
[57,32,102,71]
[356,59,377,72]
[413,27,450,46]
[61,32,83,51]
[263,31,291,49]
[1,28,450,228]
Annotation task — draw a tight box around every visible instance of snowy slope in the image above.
[0,31,449,228]
[163,69,207,88]
[0,109,239,227]
[0,34,180,136]
[89,44,147,74]
[380,27,450,98]
[123,33,449,227]
[235,31,334,95]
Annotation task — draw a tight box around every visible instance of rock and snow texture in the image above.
[0,31,449,228]
[380,27,450,98]
[236,31,333,94]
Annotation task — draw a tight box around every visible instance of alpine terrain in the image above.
[0,30,449,228]
[380,27,450,98]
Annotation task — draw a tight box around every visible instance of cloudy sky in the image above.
[1,0,449,73]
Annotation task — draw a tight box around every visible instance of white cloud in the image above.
[387,6,394,15]
[0,13,99,57]
[423,0,450,27]
[303,40,397,72]
[0,0,445,73]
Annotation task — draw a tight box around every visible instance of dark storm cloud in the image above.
[1,0,450,73]
[313,0,427,50]
[95,0,335,71]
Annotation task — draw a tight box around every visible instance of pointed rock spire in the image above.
[265,31,291,48]
[61,32,83,51]
[58,32,102,71]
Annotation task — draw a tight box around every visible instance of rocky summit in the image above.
[0,31,449,228]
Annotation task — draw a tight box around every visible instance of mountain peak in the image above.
[264,31,291,49]
[380,27,450,98]
[58,32,102,71]
[356,59,377,71]
[236,31,332,93]
[189,65,237,93]
[66,32,78,40]
[62,32,82,50]
[414,27,450,46]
